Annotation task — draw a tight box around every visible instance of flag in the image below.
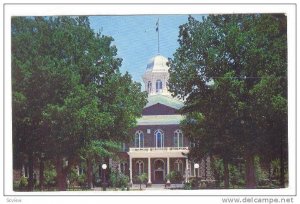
[156,18,159,32]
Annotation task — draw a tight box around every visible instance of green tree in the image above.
[12,17,80,190]
[168,14,287,188]
[12,16,147,191]
[181,72,243,188]
[79,140,121,189]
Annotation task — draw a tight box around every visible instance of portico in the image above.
[128,147,189,185]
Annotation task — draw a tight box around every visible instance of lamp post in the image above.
[194,163,199,189]
[102,164,107,191]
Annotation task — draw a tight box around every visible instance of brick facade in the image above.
[130,124,189,148]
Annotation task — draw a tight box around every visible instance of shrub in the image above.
[183,182,192,190]
[77,174,87,187]
[19,176,28,190]
[188,178,199,189]
[212,158,224,187]
[255,156,268,187]
[136,173,147,190]
[109,170,129,189]
[44,163,57,187]
[13,181,20,191]
[166,171,183,184]
[119,173,129,189]
[109,171,118,188]
[67,167,80,187]
[229,164,244,188]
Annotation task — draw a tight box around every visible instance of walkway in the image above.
[140,184,184,190]
[93,184,184,191]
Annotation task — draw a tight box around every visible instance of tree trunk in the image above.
[223,157,229,189]
[55,157,67,191]
[27,153,34,191]
[269,162,272,183]
[280,133,285,188]
[210,156,220,188]
[39,158,45,191]
[87,158,93,189]
[245,152,256,188]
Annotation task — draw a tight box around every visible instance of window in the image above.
[120,162,127,174]
[156,79,163,92]
[174,159,184,175]
[189,141,196,148]
[79,166,85,175]
[134,131,144,148]
[121,143,128,152]
[136,160,144,175]
[147,81,152,93]
[174,130,184,147]
[155,130,164,148]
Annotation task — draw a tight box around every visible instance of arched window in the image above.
[156,79,163,93]
[174,130,184,147]
[155,130,164,148]
[136,160,144,175]
[120,162,127,174]
[174,159,184,175]
[134,131,144,148]
[147,81,152,93]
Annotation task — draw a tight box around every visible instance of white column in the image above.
[129,156,133,184]
[167,157,170,183]
[151,77,154,94]
[163,75,167,94]
[185,158,189,183]
[148,157,151,184]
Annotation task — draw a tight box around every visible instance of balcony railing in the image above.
[129,147,189,152]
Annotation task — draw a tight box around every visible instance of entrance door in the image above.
[153,159,165,184]
[154,170,164,184]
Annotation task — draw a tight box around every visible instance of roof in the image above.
[146,55,169,72]
[145,94,184,110]
[137,114,184,125]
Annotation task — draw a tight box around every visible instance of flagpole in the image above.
[158,26,159,54]
[156,18,160,54]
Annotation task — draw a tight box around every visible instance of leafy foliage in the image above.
[12,16,147,191]
[19,176,28,190]
[44,162,57,187]
[169,14,287,188]
[109,170,129,189]
[136,173,148,190]
[166,171,183,184]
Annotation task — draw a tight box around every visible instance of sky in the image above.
[89,15,204,88]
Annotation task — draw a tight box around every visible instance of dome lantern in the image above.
[143,55,170,96]
[146,55,169,72]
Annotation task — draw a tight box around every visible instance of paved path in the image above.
[93,184,184,191]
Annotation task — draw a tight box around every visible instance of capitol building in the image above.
[112,54,214,185]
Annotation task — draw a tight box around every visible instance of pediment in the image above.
[142,103,178,115]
